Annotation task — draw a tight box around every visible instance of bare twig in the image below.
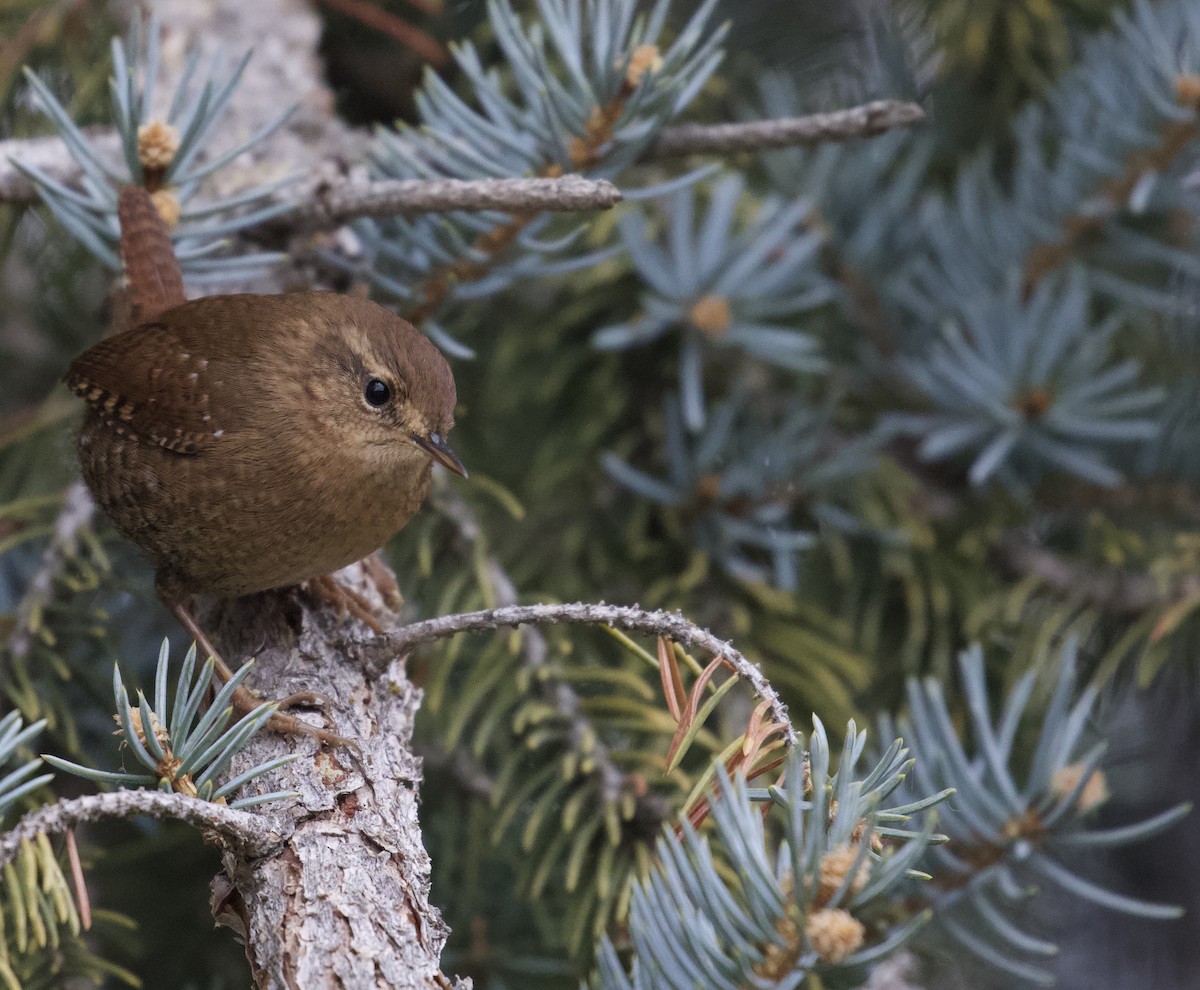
[8,480,97,664]
[0,791,280,868]
[388,599,797,747]
[999,532,1199,614]
[650,100,925,157]
[276,174,622,233]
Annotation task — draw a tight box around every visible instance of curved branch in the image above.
[388,600,797,746]
[0,791,281,867]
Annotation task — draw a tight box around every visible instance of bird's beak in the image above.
[413,432,468,478]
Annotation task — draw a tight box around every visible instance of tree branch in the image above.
[201,564,458,990]
[275,174,622,233]
[386,599,798,747]
[0,791,279,867]
[649,99,925,156]
[999,532,1199,613]
[0,100,924,220]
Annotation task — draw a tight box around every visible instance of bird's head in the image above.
[299,294,465,478]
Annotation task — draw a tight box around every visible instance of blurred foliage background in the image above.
[1,0,1199,987]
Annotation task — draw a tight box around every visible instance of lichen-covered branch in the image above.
[387,598,797,747]
[0,790,279,867]
[0,135,622,220]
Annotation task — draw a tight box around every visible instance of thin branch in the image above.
[0,791,280,867]
[9,480,96,664]
[650,100,925,156]
[999,532,1200,614]
[1022,78,1200,294]
[388,599,798,747]
[275,174,622,233]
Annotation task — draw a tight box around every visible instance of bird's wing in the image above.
[65,320,232,455]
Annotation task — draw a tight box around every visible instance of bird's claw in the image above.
[306,574,385,634]
[275,689,334,716]
[231,685,353,749]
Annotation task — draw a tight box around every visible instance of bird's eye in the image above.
[364,378,391,407]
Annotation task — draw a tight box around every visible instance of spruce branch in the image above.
[1022,75,1200,294]
[426,484,795,946]
[896,643,1190,985]
[387,600,797,746]
[595,736,949,989]
[648,99,925,156]
[197,566,458,989]
[0,101,923,214]
[0,792,279,867]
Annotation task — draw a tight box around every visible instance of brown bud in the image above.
[137,121,181,170]
[625,44,664,88]
[690,294,732,337]
[806,907,865,964]
[1051,763,1110,814]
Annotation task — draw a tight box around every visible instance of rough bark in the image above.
[202,562,457,990]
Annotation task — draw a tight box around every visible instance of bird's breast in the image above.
[81,410,433,597]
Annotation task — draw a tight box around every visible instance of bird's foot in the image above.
[362,551,404,610]
[306,573,385,634]
[274,689,334,715]
[160,586,355,749]
[230,683,354,749]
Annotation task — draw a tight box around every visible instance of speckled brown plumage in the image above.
[67,292,460,600]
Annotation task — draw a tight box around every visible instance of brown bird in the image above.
[65,190,465,745]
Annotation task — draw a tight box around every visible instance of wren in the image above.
[64,192,465,745]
